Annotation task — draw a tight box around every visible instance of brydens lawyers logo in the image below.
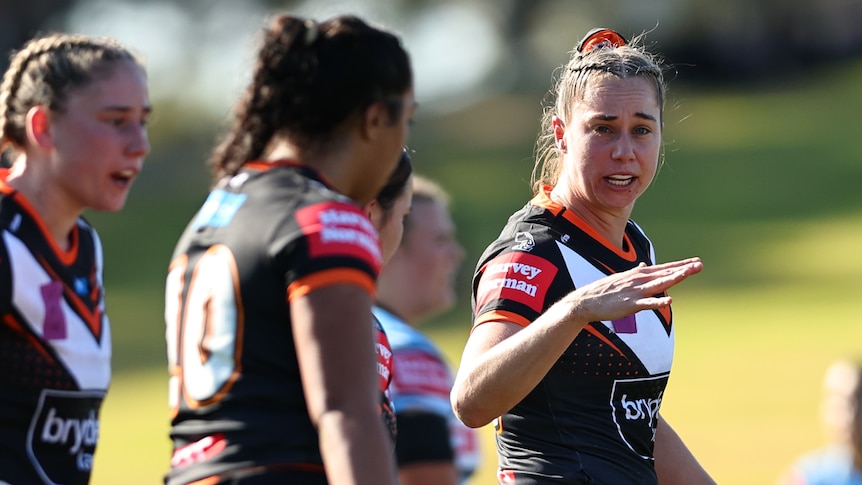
[476,252,557,313]
[610,374,669,460]
[296,201,382,273]
[27,389,104,484]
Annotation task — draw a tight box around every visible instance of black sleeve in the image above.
[394,411,454,466]
[0,237,9,314]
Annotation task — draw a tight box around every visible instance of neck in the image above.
[265,139,366,202]
[549,186,631,249]
[376,299,419,326]
[7,163,78,251]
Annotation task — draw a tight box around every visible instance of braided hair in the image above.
[0,33,142,159]
[209,14,412,179]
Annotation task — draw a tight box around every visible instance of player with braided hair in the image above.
[164,13,414,485]
[0,33,150,484]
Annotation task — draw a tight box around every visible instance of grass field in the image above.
[88,60,862,484]
[91,215,862,485]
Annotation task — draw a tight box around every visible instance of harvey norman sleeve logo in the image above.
[476,252,557,313]
[297,201,382,273]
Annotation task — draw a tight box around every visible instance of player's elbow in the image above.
[450,385,494,429]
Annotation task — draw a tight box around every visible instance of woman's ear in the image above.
[24,106,53,149]
[552,115,566,153]
[360,102,386,141]
[364,199,382,228]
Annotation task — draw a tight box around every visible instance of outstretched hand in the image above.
[566,257,703,324]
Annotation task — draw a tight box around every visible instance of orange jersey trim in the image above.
[242,160,337,190]
[3,313,55,362]
[657,305,672,328]
[242,160,304,172]
[180,246,245,411]
[583,323,627,357]
[0,169,80,265]
[472,309,532,330]
[286,268,376,302]
[531,187,638,262]
[474,312,629,359]
[186,477,219,485]
[35,253,102,337]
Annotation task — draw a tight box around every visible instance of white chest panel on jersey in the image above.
[4,233,111,390]
[556,240,674,375]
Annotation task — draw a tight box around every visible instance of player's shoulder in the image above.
[477,220,561,276]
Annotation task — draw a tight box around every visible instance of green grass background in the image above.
[88,60,862,484]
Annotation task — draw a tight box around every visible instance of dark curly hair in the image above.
[209,14,413,180]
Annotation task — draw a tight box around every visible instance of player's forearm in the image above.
[318,409,397,485]
[654,414,716,485]
[452,300,590,427]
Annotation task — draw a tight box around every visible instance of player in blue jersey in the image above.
[0,33,150,484]
[450,28,715,484]
[164,14,415,485]
[374,175,481,485]
[778,360,862,485]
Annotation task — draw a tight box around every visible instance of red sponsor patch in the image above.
[498,468,516,483]
[476,252,557,313]
[374,320,393,393]
[296,201,382,274]
[171,433,227,467]
[391,350,451,398]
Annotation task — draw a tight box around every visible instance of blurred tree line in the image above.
[4,0,862,200]
[5,0,862,368]
[3,0,862,88]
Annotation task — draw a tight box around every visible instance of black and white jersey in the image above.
[165,162,383,485]
[473,187,673,485]
[0,171,110,485]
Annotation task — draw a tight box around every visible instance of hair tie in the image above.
[304,19,319,45]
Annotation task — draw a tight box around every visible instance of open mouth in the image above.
[111,169,137,187]
[606,175,634,187]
